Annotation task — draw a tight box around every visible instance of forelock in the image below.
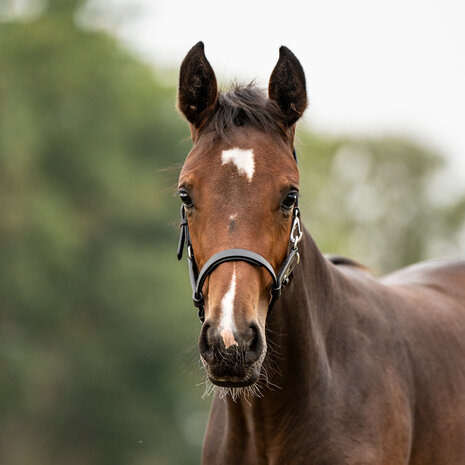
[203,83,287,140]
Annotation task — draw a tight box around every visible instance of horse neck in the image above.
[267,226,335,391]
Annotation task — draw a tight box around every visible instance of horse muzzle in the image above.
[199,321,265,386]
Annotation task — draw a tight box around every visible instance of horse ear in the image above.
[178,42,218,129]
[268,46,307,126]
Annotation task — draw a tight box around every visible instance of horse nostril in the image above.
[245,323,263,364]
[199,322,214,363]
[246,325,258,349]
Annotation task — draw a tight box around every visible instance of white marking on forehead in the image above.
[219,267,238,348]
[221,148,255,182]
[229,213,237,220]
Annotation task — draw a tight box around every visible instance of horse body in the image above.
[175,42,465,465]
[203,232,465,465]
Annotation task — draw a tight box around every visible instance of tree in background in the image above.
[1,2,202,464]
[0,1,463,464]
[297,134,464,272]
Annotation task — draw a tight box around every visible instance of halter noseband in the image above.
[177,149,302,323]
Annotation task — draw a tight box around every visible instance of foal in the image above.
[176,42,465,465]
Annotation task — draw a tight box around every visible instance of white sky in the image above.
[88,0,465,189]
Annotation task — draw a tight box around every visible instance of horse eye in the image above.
[282,191,298,210]
[179,191,193,208]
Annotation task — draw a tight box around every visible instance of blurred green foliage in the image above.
[0,3,203,465]
[0,1,463,464]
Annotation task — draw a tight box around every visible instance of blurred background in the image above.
[0,0,464,464]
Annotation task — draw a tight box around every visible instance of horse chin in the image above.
[208,371,259,388]
[205,361,262,388]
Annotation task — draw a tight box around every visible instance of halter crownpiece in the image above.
[177,149,302,323]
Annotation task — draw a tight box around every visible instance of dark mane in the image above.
[325,254,372,272]
[204,83,287,139]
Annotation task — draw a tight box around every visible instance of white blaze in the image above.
[220,267,238,348]
[221,148,255,182]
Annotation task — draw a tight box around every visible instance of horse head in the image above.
[177,42,307,388]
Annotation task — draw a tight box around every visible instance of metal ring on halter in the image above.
[290,208,303,248]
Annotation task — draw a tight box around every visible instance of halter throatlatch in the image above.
[177,149,302,323]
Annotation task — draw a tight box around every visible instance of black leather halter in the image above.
[177,149,302,323]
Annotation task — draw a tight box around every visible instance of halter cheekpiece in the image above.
[177,149,302,323]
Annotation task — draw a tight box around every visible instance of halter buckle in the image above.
[290,210,303,249]
[276,247,300,293]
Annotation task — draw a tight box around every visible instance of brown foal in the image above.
[176,42,465,465]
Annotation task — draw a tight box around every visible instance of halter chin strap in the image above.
[177,148,302,323]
